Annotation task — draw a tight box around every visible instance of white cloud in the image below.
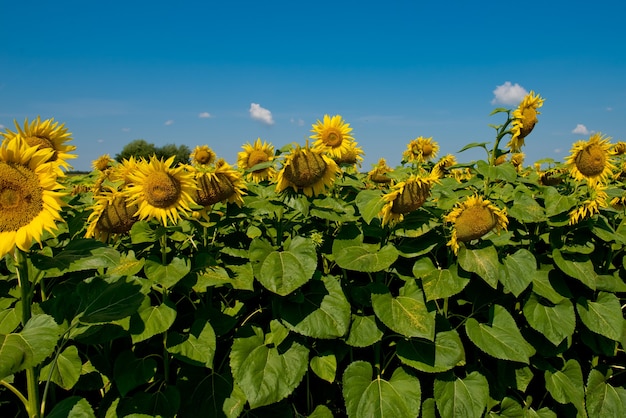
[198,112,212,118]
[164,119,174,126]
[606,107,613,112]
[290,117,305,126]
[0,124,4,129]
[97,139,105,143]
[249,103,274,125]
[491,81,528,105]
[572,124,589,135]
[121,127,131,132]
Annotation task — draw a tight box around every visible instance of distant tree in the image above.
[115,140,191,165]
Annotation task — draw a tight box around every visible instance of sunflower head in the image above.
[190,145,217,166]
[506,91,544,152]
[0,138,66,257]
[402,136,439,164]
[368,158,394,184]
[566,133,615,186]
[86,188,138,242]
[2,116,77,171]
[379,175,436,226]
[568,183,608,225]
[333,141,364,168]
[237,138,276,182]
[611,141,626,156]
[431,154,457,179]
[195,159,246,207]
[444,195,508,254]
[92,154,113,171]
[275,143,340,197]
[310,114,355,159]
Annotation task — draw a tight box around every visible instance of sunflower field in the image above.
[1,94,626,418]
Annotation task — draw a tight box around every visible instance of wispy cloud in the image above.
[249,103,274,125]
[290,117,305,126]
[121,127,131,132]
[0,124,4,130]
[164,119,174,126]
[606,107,613,112]
[572,124,589,135]
[198,112,212,118]
[491,82,528,106]
[97,139,105,143]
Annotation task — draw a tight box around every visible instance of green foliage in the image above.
[114,139,190,165]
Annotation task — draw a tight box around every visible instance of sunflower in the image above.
[569,184,608,225]
[611,141,626,156]
[85,188,138,242]
[506,91,544,152]
[450,168,473,182]
[333,140,364,168]
[92,154,113,172]
[379,175,436,226]
[275,142,340,197]
[431,154,457,179]
[310,114,355,159]
[566,133,615,186]
[237,138,276,182]
[1,116,76,171]
[367,158,394,184]
[402,136,439,164]
[123,155,197,226]
[190,145,216,166]
[195,159,246,207]
[444,195,508,254]
[0,138,66,257]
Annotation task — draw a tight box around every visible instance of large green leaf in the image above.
[0,314,61,379]
[544,359,584,414]
[144,256,191,289]
[355,189,385,224]
[434,371,489,417]
[458,245,500,288]
[523,293,575,346]
[39,345,82,390]
[47,396,96,418]
[310,353,337,383]
[167,320,216,368]
[345,315,384,347]
[397,330,466,373]
[308,404,334,418]
[498,249,536,297]
[280,276,351,338]
[465,305,535,363]
[420,263,470,301]
[332,237,399,273]
[342,361,421,418]
[106,250,145,277]
[252,236,317,296]
[576,292,624,341]
[552,249,597,290]
[77,276,144,324]
[543,186,576,217]
[130,299,177,343]
[586,369,626,417]
[0,306,20,334]
[31,239,121,277]
[113,350,158,396]
[371,280,435,340]
[229,324,309,409]
[508,194,546,223]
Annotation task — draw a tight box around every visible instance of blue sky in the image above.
[1,0,624,172]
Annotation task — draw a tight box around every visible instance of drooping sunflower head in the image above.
[92,154,113,172]
[86,188,138,242]
[379,174,437,226]
[444,195,508,254]
[123,155,197,226]
[402,136,439,164]
[0,137,66,257]
[237,138,276,182]
[310,114,355,159]
[450,168,474,182]
[332,140,364,168]
[2,116,77,171]
[368,158,394,184]
[566,133,615,186]
[431,154,457,179]
[506,91,545,152]
[611,141,626,156]
[190,145,217,166]
[568,183,608,225]
[195,159,246,207]
[275,142,340,198]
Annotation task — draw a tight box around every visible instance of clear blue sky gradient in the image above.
[2,0,625,171]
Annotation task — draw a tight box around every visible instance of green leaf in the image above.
[167,320,217,368]
[130,220,157,244]
[0,307,20,334]
[355,189,385,224]
[434,371,489,417]
[531,268,567,304]
[229,326,309,409]
[465,305,535,363]
[397,330,466,373]
[39,345,82,390]
[144,256,191,289]
[77,276,144,324]
[333,238,399,273]
[458,142,490,153]
[107,250,145,277]
[310,353,337,383]
[280,276,351,338]
[31,239,121,277]
[255,236,317,296]
[421,264,470,301]
[342,361,421,418]
[46,396,96,418]
[544,359,584,413]
[576,292,624,341]
[458,245,500,288]
[523,293,575,346]
[544,186,577,217]
[552,249,597,290]
[130,299,177,343]
[223,383,246,418]
[508,194,546,223]
[498,249,536,297]
[113,350,158,397]
[371,280,435,340]
[0,314,61,379]
[345,315,384,347]
[586,369,626,417]
[308,404,334,418]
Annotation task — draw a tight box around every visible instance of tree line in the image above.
[115,139,191,166]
